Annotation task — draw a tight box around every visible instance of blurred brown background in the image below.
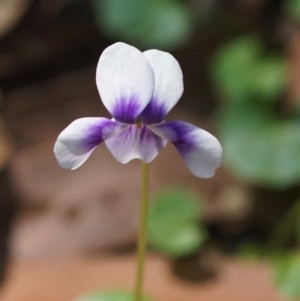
[0,0,300,300]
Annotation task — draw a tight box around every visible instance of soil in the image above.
[0,254,283,301]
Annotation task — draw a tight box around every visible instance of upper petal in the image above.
[54,118,127,170]
[140,50,183,124]
[105,125,167,164]
[96,42,154,123]
[150,121,222,178]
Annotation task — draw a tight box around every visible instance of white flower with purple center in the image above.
[54,42,222,178]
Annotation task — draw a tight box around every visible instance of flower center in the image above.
[135,117,142,129]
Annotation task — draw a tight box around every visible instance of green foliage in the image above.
[74,290,153,301]
[237,243,267,261]
[212,37,287,103]
[93,0,193,50]
[219,101,300,188]
[295,209,300,244]
[285,0,300,21]
[211,36,300,188]
[272,254,300,298]
[148,188,207,258]
[267,199,300,249]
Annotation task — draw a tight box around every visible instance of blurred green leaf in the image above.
[148,188,206,257]
[74,290,153,301]
[295,211,300,243]
[237,243,267,261]
[272,254,300,298]
[149,220,206,257]
[212,37,262,100]
[93,0,193,50]
[285,0,300,21]
[252,56,286,101]
[267,200,300,249]
[211,36,286,102]
[219,101,300,188]
[149,189,202,222]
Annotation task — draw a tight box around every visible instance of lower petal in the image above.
[105,125,167,164]
[54,118,127,169]
[150,121,223,178]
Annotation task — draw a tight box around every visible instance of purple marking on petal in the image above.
[112,95,142,124]
[150,121,223,178]
[83,119,124,150]
[153,121,195,153]
[139,97,167,124]
[105,124,167,163]
[54,117,128,170]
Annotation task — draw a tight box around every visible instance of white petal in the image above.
[105,125,167,164]
[150,121,222,178]
[140,50,183,124]
[54,118,127,170]
[96,42,154,123]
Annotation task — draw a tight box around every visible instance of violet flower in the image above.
[54,42,222,178]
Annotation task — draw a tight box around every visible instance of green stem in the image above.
[267,198,300,249]
[134,162,149,301]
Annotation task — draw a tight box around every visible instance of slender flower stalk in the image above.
[134,162,149,301]
[53,42,223,301]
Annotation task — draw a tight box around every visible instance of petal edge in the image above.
[140,50,183,124]
[96,42,154,123]
[150,121,222,178]
[54,118,126,169]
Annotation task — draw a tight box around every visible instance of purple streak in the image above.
[82,119,121,150]
[139,97,167,124]
[112,95,142,124]
[105,124,167,163]
[152,121,196,154]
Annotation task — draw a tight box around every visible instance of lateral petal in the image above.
[105,125,167,164]
[140,50,183,124]
[96,42,154,123]
[150,121,222,178]
[54,118,127,169]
